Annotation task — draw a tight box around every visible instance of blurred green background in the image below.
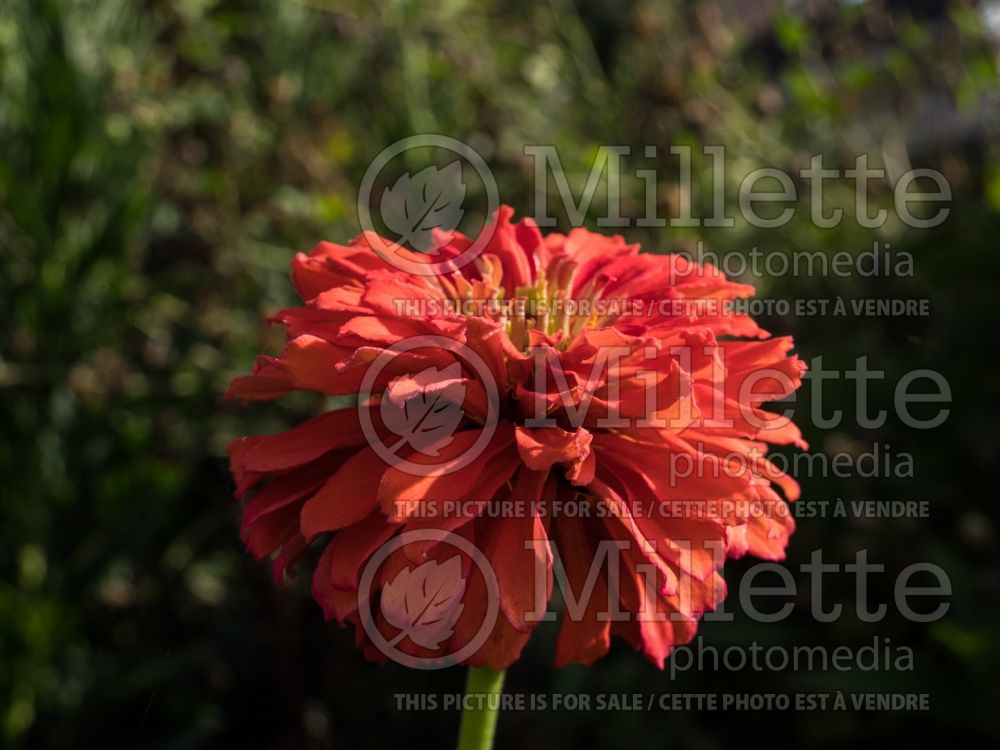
[2,0,999,747]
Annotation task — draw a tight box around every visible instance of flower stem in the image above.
[456,666,506,750]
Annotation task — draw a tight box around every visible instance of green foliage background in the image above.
[1,0,999,747]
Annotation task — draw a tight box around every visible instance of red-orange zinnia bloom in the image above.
[227,206,807,669]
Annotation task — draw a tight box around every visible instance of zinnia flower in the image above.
[227,206,806,669]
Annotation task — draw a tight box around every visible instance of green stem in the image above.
[456,666,506,750]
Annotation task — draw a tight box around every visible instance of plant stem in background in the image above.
[456,666,506,750]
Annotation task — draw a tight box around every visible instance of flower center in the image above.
[436,254,610,352]
[505,256,608,351]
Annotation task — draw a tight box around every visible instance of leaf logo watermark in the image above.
[381,556,466,650]
[356,134,499,276]
[380,161,466,253]
[381,362,467,457]
[358,529,500,669]
[358,335,500,477]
